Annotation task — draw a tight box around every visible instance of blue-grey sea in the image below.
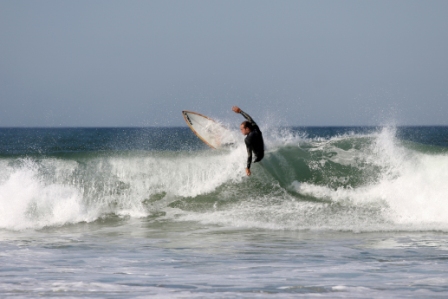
[1,126,448,298]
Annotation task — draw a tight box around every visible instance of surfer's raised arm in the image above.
[232,106,257,126]
[232,106,265,176]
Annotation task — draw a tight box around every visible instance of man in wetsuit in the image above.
[232,106,264,176]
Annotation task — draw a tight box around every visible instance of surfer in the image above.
[232,106,264,176]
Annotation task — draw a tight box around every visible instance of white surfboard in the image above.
[182,110,235,149]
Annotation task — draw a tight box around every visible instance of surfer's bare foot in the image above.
[246,168,251,176]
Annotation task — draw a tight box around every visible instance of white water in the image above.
[0,127,447,232]
[1,128,448,298]
[294,128,448,229]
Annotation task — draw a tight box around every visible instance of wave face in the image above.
[0,127,447,231]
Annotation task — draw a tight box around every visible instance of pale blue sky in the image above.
[1,0,447,127]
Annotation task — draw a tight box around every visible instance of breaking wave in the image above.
[1,127,447,231]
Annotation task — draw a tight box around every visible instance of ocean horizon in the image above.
[1,125,447,298]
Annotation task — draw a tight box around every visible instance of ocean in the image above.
[0,125,447,298]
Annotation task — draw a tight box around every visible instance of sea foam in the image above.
[1,127,447,232]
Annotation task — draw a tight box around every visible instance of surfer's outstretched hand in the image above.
[232,106,242,114]
[246,168,251,176]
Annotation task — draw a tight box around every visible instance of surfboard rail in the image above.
[182,110,235,149]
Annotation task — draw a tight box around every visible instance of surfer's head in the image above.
[240,121,252,135]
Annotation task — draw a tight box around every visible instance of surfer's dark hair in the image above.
[241,121,253,130]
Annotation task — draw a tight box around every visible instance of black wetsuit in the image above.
[240,110,264,169]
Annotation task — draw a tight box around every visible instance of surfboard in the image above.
[182,110,235,149]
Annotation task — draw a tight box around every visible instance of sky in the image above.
[1,0,447,127]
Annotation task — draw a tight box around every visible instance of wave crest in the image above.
[1,127,447,231]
